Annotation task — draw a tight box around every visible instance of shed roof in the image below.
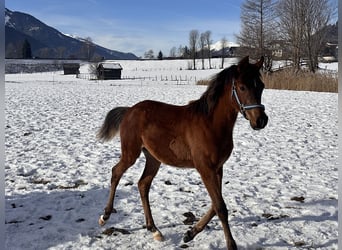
[99,62,122,70]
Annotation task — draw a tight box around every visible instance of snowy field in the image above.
[5,59,338,249]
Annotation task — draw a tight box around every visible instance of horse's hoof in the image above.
[98,215,107,226]
[153,231,164,241]
[183,230,194,243]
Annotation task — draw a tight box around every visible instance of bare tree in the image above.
[169,46,177,58]
[204,30,213,69]
[38,47,52,58]
[56,46,66,59]
[278,0,306,70]
[200,32,206,69]
[177,45,184,58]
[220,37,227,69]
[237,0,278,60]
[302,0,332,72]
[144,49,154,59]
[6,43,18,58]
[81,37,95,61]
[278,0,333,72]
[189,29,199,69]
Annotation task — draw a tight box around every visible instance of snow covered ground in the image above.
[5,59,338,249]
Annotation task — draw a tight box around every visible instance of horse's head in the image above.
[233,56,268,130]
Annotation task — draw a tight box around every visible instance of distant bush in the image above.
[196,69,338,93]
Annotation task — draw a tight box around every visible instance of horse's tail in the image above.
[97,107,130,142]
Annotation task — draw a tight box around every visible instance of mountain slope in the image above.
[5,8,138,60]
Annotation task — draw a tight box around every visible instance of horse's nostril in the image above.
[257,116,268,128]
[257,118,263,128]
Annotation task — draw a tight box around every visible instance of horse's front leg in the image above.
[183,167,222,243]
[183,207,215,243]
[197,166,237,250]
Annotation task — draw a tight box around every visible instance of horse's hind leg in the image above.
[138,148,163,241]
[99,148,141,226]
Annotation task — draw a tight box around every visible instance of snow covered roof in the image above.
[99,62,122,69]
[211,40,240,51]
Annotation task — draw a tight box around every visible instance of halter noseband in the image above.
[232,79,265,119]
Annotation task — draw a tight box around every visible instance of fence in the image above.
[121,75,197,84]
[76,73,198,85]
[76,73,97,80]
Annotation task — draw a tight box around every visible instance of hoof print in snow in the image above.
[294,241,306,247]
[262,213,289,221]
[124,181,134,186]
[6,219,23,224]
[291,196,305,203]
[102,227,131,236]
[23,132,32,136]
[179,187,193,193]
[180,244,189,248]
[31,178,50,185]
[164,180,172,185]
[183,212,198,225]
[58,180,88,189]
[39,215,52,221]
[75,218,85,223]
[262,213,273,219]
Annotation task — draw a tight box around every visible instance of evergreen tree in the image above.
[157,51,163,60]
[22,39,32,59]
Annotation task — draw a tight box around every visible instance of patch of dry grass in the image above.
[196,69,338,93]
[196,79,210,85]
[262,69,337,93]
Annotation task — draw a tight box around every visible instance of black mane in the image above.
[188,65,237,115]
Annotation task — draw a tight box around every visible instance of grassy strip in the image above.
[262,69,337,93]
[197,69,338,93]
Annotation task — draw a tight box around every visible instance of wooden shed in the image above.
[63,63,80,75]
[97,62,122,80]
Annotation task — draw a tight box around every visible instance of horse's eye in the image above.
[239,86,246,91]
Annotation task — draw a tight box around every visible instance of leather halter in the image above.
[232,79,265,119]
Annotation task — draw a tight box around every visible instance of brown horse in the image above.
[97,56,268,250]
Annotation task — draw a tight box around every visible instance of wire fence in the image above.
[76,73,198,85]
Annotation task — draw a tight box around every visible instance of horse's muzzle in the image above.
[251,113,268,130]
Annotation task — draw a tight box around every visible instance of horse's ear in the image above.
[237,56,249,72]
[255,56,264,69]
